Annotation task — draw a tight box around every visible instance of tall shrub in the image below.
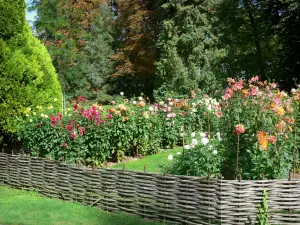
[0,0,61,140]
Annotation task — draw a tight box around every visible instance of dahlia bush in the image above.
[220,77,299,179]
[165,77,299,179]
[164,131,224,177]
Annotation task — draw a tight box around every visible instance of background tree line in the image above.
[28,0,300,100]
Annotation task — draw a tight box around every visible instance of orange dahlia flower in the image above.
[257,131,268,150]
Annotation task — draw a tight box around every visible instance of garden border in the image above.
[0,153,300,224]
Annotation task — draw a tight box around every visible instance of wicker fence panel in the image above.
[0,153,8,182]
[1,153,300,225]
[134,171,159,220]
[219,180,300,225]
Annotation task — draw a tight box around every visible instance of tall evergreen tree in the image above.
[155,0,225,98]
[0,0,61,140]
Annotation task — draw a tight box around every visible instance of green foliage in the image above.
[220,78,297,179]
[256,189,270,225]
[268,0,300,90]
[20,96,163,165]
[20,100,110,166]
[155,0,226,98]
[0,0,26,40]
[19,81,300,179]
[216,0,271,80]
[163,135,223,177]
[28,0,300,100]
[31,0,114,101]
[0,0,61,139]
[82,5,115,102]
[130,107,162,156]
[19,91,222,166]
[216,0,300,90]
[295,102,300,173]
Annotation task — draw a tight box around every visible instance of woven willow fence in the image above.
[0,153,300,225]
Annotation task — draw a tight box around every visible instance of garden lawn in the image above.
[0,186,164,225]
[112,147,183,173]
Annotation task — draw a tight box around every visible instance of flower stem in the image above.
[236,134,240,179]
[208,113,210,136]
[293,114,297,178]
[182,125,185,157]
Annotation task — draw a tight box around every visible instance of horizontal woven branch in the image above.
[0,153,299,225]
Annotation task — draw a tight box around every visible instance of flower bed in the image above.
[19,90,220,166]
[164,77,300,179]
[19,77,300,179]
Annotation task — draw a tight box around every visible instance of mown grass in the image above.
[112,147,183,173]
[0,186,165,225]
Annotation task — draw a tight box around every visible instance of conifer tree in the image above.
[0,0,61,140]
[155,0,225,98]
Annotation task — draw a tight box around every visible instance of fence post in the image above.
[207,172,211,181]
[238,174,242,223]
[207,172,211,224]
[144,165,146,173]
[220,175,223,225]
[288,170,293,216]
